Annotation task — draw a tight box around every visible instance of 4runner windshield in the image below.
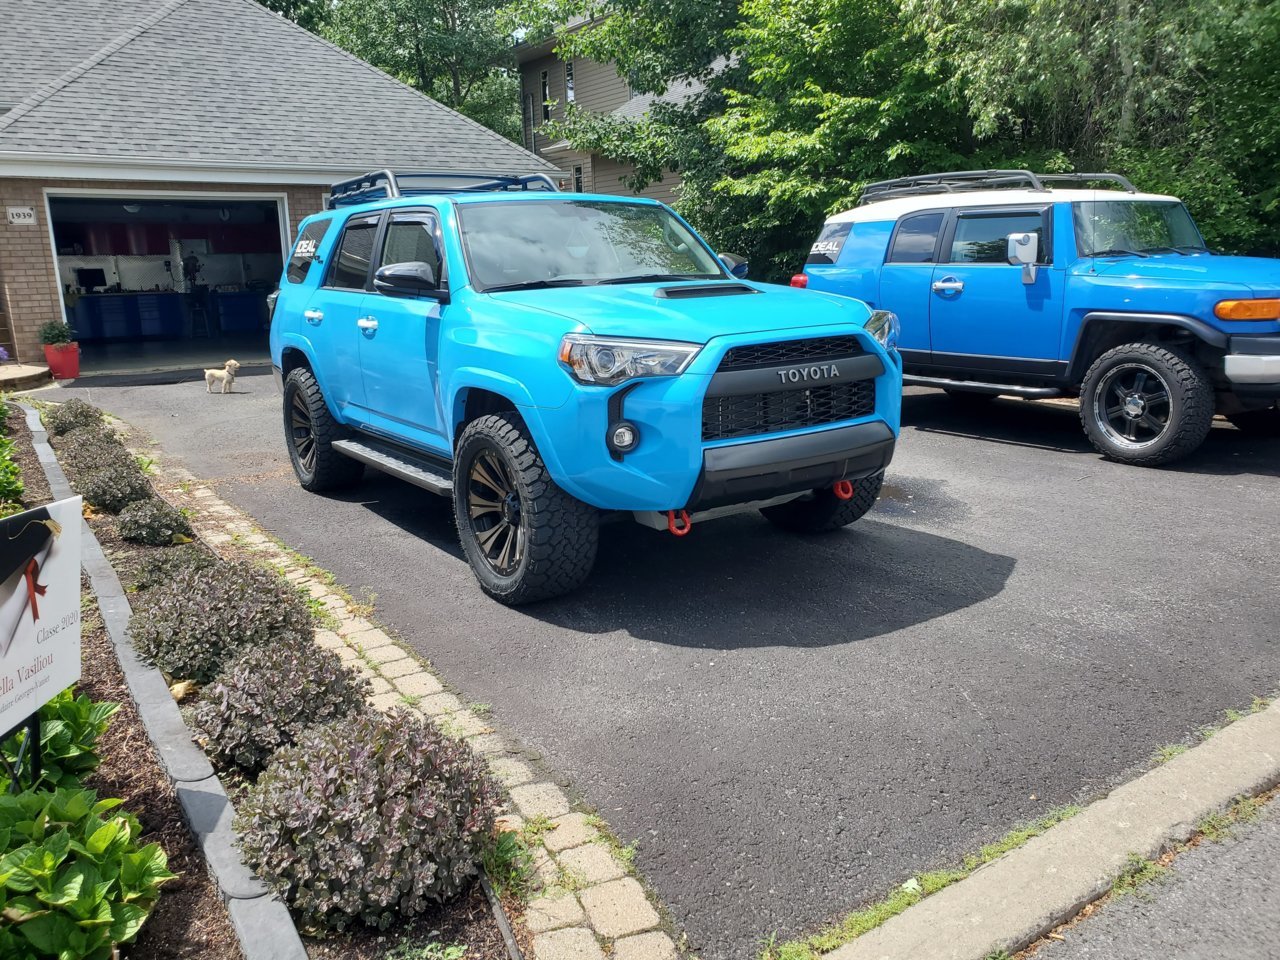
[1074,200,1208,257]
[458,199,726,291]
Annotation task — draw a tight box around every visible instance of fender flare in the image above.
[448,371,574,488]
[276,334,344,420]
[1068,311,1228,381]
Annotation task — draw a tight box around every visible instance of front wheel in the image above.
[761,471,884,533]
[453,413,598,605]
[282,367,364,491]
[1079,342,1214,466]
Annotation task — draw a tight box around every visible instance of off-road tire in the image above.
[944,388,998,405]
[1079,342,1214,467]
[1226,404,1280,437]
[283,367,364,492]
[453,413,598,605]
[761,471,884,533]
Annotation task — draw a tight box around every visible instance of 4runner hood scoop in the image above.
[654,282,758,300]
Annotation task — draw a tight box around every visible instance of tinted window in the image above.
[806,222,852,265]
[286,219,331,284]
[949,212,1045,264]
[326,214,379,290]
[379,211,443,283]
[887,212,944,263]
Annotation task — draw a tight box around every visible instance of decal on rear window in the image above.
[806,222,852,265]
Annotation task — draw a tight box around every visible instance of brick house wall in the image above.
[0,177,325,363]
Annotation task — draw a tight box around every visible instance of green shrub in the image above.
[117,498,193,546]
[0,435,24,511]
[236,710,498,933]
[128,544,217,591]
[129,561,312,682]
[0,787,175,960]
[74,463,152,514]
[56,425,126,473]
[193,642,371,775]
[0,690,118,792]
[44,398,102,436]
[38,320,74,346]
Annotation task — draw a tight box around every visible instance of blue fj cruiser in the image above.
[270,171,902,604]
[797,169,1280,466]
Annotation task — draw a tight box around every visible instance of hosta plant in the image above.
[117,498,193,546]
[0,690,118,792]
[235,710,498,933]
[194,642,371,775]
[43,398,103,437]
[129,561,312,682]
[0,787,175,960]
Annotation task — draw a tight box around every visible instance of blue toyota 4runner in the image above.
[797,169,1280,466]
[270,172,902,604]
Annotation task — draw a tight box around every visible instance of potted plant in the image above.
[39,320,80,380]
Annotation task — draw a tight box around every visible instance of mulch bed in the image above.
[13,403,523,960]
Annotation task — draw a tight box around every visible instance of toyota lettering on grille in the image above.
[776,363,841,385]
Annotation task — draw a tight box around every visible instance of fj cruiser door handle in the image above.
[931,278,964,294]
[303,309,323,324]
[356,316,379,331]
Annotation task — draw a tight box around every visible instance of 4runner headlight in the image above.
[865,310,900,351]
[559,335,701,386]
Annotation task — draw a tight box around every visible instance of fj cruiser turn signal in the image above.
[1214,298,1280,321]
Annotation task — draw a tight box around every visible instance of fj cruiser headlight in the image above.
[865,310,900,351]
[558,335,701,386]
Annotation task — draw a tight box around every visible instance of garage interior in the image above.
[49,196,284,374]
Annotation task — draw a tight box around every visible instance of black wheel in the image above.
[943,388,998,405]
[761,471,884,533]
[1226,404,1280,437]
[282,367,364,491]
[1079,342,1214,466]
[453,413,598,604]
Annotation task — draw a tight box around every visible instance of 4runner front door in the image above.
[928,206,1064,375]
[357,207,447,451]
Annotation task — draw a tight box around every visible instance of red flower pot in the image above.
[43,342,80,380]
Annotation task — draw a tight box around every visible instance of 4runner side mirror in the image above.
[374,261,449,302]
[719,253,749,279]
[1006,233,1038,284]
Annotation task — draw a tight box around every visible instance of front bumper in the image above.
[1224,336,1280,398]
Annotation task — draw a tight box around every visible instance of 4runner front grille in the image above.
[702,380,876,441]
[717,335,864,371]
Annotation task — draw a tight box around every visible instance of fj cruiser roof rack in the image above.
[858,169,1138,205]
[327,170,561,209]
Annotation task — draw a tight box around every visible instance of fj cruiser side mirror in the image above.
[1006,233,1038,284]
[719,253,749,279]
[374,261,449,302]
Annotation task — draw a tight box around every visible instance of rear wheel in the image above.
[1226,404,1280,437]
[761,471,884,533]
[1079,342,1214,466]
[282,367,364,491]
[453,413,598,604]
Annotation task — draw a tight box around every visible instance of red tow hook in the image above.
[667,509,692,537]
[833,480,854,501]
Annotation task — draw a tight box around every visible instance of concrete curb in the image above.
[828,701,1280,960]
[19,404,308,960]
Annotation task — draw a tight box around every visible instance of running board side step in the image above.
[331,438,453,496]
[904,374,1064,399]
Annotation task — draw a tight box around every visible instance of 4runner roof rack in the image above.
[327,170,561,209]
[858,169,1137,205]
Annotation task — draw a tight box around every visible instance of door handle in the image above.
[931,278,965,294]
[303,309,323,324]
[356,316,379,331]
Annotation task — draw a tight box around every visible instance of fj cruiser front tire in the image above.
[1079,342,1214,466]
[453,413,598,605]
[283,367,364,491]
[761,471,884,533]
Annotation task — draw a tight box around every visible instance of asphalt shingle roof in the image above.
[0,0,553,173]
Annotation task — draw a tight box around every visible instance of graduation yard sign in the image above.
[0,497,82,742]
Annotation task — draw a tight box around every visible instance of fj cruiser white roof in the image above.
[831,188,1180,225]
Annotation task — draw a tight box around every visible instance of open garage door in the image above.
[48,194,287,374]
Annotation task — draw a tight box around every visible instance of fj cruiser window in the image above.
[326,214,379,290]
[806,222,853,265]
[887,212,944,263]
[287,220,331,284]
[948,211,1045,264]
[1073,199,1206,256]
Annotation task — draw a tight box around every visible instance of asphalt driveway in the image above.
[37,373,1280,959]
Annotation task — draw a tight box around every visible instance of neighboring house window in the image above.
[540,70,551,122]
[573,165,584,193]
[287,219,332,283]
[565,61,575,103]
[948,210,1047,264]
[887,212,945,264]
[326,214,379,290]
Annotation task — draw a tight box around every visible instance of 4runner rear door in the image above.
[313,212,380,412]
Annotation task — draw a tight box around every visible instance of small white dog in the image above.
[204,359,241,394]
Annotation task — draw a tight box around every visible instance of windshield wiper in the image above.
[1086,248,1150,259]
[595,273,717,285]
[1140,245,1208,256]
[483,278,590,293]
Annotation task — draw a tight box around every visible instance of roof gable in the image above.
[0,0,552,176]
